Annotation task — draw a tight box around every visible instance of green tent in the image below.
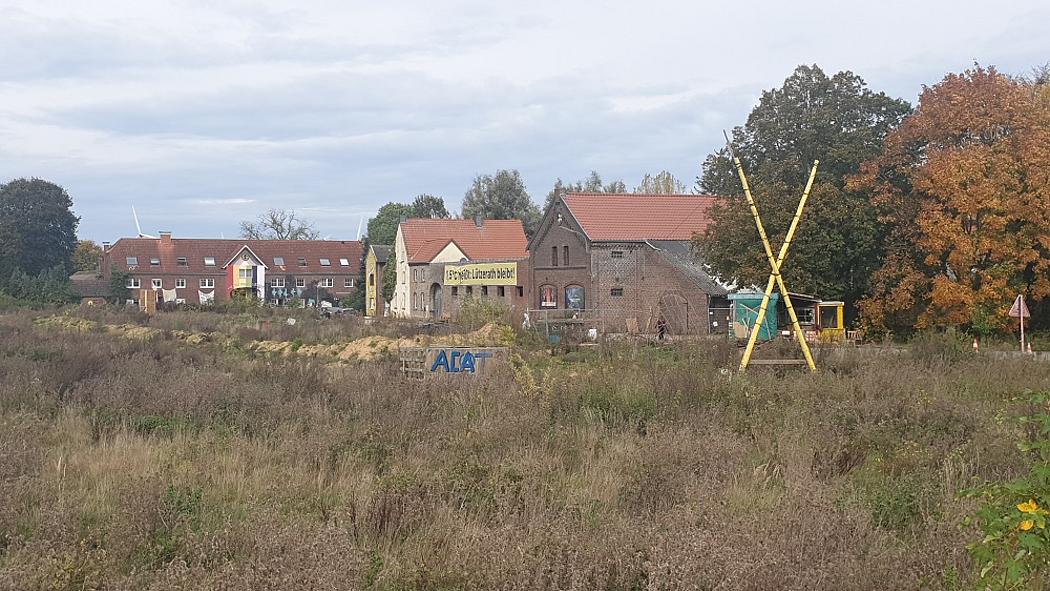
[728,292,779,341]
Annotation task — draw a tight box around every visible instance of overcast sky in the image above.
[1,1,1047,241]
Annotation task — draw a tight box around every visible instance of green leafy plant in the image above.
[962,391,1050,589]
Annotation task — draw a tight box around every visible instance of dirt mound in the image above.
[36,315,515,363]
[34,315,98,332]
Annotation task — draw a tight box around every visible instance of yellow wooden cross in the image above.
[728,149,819,372]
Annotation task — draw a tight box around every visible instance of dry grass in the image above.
[0,309,1047,589]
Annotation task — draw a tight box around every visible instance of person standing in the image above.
[656,316,668,341]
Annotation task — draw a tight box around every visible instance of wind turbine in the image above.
[356,215,364,240]
[132,206,157,238]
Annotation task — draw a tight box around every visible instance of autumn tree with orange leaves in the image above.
[851,66,1050,335]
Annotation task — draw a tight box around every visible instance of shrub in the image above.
[962,391,1050,589]
[910,328,971,366]
[455,296,510,330]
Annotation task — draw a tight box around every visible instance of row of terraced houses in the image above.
[78,193,739,335]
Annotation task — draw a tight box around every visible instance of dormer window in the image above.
[150,257,160,266]
[339,258,350,266]
[273,256,285,266]
[298,257,307,267]
[177,257,188,266]
[319,258,331,266]
[203,256,216,266]
[126,256,138,266]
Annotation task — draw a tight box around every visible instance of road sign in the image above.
[1009,295,1030,318]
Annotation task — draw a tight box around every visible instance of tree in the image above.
[410,194,450,219]
[73,240,103,273]
[107,266,130,304]
[381,258,396,303]
[0,178,79,277]
[544,171,626,212]
[634,171,687,194]
[239,209,320,240]
[367,202,412,245]
[849,65,1050,334]
[1,266,77,306]
[695,65,911,319]
[462,169,540,235]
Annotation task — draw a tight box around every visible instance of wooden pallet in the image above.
[399,348,427,380]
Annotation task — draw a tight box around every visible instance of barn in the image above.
[528,193,729,336]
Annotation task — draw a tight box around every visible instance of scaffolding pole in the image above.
[730,151,819,372]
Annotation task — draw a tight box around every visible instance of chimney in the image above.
[474,214,483,228]
[399,214,407,224]
[102,241,110,251]
[159,231,172,245]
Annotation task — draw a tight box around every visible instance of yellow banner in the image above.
[443,262,517,286]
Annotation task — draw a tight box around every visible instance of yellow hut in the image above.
[817,300,845,342]
[364,245,391,317]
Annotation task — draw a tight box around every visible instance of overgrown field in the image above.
[1,310,1048,590]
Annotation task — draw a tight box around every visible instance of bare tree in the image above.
[239,209,321,240]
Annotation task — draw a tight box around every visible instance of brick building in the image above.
[390,217,529,319]
[100,233,364,306]
[528,193,729,335]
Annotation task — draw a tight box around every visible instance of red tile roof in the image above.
[400,219,528,263]
[104,238,364,275]
[562,193,719,241]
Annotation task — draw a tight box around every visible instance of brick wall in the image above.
[591,244,713,335]
[529,202,591,310]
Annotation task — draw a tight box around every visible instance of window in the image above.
[562,245,569,266]
[297,257,307,267]
[151,278,162,289]
[819,306,837,328]
[466,286,473,296]
[798,307,815,325]
[565,286,585,310]
[339,258,350,266]
[271,277,285,288]
[319,258,331,266]
[321,278,334,288]
[540,285,556,308]
[517,286,524,297]
[551,246,558,267]
[295,278,306,288]
[203,256,216,267]
[273,256,285,266]
[177,256,188,266]
[150,257,160,266]
[481,286,488,296]
[451,286,458,297]
[344,278,354,288]
[199,278,214,288]
[369,273,375,286]
[497,286,505,297]
[126,277,141,289]
[126,256,138,266]
[610,288,624,297]
[611,250,624,259]
[238,268,253,282]
[176,278,186,289]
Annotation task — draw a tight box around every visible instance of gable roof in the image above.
[562,193,718,241]
[369,244,391,264]
[222,245,268,269]
[647,240,728,296]
[70,271,108,298]
[105,238,364,275]
[399,218,528,263]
